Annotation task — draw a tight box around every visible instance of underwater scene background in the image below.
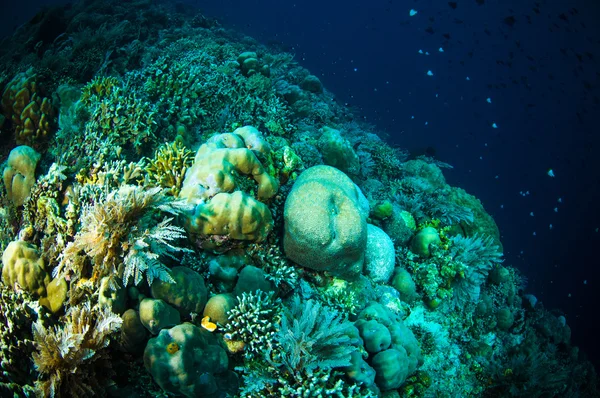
[0,0,599,397]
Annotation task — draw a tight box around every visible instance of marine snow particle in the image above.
[410,9,418,16]
[427,70,434,76]
[492,122,498,128]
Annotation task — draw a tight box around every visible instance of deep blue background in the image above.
[3,0,600,368]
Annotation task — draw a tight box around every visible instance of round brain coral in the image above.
[283,165,369,280]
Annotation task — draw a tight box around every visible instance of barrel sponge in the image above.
[1,240,50,297]
[184,191,273,250]
[144,323,236,397]
[283,165,368,280]
[354,302,422,391]
[3,145,41,207]
[179,128,278,204]
[151,266,208,317]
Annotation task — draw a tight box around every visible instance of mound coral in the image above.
[144,323,238,397]
[179,126,279,203]
[283,165,369,280]
[2,145,41,207]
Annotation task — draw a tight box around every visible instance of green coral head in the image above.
[371,200,393,220]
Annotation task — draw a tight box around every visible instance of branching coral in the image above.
[245,243,299,292]
[223,290,281,358]
[0,283,47,395]
[1,68,55,147]
[32,301,122,397]
[82,77,158,155]
[143,140,193,196]
[235,295,367,397]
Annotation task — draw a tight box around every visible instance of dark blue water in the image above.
[190,0,600,367]
[2,0,600,382]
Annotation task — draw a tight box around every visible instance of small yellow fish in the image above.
[201,316,217,332]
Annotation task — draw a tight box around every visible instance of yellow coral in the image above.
[184,191,273,250]
[1,240,68,314]
[80,76,120,105]
[144,140,193,195]
[179,127,279,204]
[1,240,50,297]
[2,145,41,207]
[1,68,55,146]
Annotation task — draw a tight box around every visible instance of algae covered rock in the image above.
[283,165,368,279]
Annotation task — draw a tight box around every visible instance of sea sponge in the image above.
[3,145,41,207]
[143,323,238,397]
[207,249,249,291]
[233,265,275,297]
[203,293,237,326]
[183,191,273,250]
[120,309,148,353]
[283,165,368,279]
[179,128,279,204]
[139,298,181,335]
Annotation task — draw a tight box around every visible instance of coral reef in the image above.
[0,0,596,396]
